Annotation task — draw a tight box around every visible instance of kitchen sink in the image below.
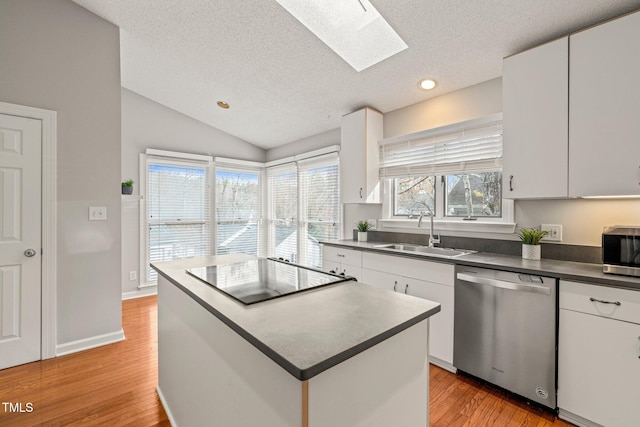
[373,243,475,259]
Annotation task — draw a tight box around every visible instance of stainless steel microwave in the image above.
[602,226,640,277]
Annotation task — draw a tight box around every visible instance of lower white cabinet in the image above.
[361,252,455,371]
[322,246,363,281]
[558,280,640,427]
[322,260,362,282]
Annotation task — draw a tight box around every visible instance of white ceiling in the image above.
[71,0,640,150]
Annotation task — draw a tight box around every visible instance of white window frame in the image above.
[265,147,341,267]
[213,159,267,258]
[139,150,214,287]
[378,115,514,235]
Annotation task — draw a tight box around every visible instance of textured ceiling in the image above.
[72,0,640,149]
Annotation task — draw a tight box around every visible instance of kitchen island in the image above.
[152,254,441,427]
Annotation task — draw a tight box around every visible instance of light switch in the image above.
[89,206,107,221]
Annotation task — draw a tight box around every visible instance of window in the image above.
[266,164,298,262]
[298,155,340,268]
[394,176,436,215]
[144,157,212,283]
[266,153,340,268]
[381,115,507,223]
[215,167,262,256]
[445,172,502,217]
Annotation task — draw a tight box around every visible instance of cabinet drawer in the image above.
[362,252,454,286]
[322,246,362,267]
[560,280,640,325]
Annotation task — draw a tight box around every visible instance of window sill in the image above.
[378,218,516,234]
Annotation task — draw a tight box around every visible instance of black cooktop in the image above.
[186,258,354,305]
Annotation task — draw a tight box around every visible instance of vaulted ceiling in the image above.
[72,0,640,149]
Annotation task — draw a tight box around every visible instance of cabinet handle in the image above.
[404,284,409,294]
[337,254,345,258]
[359,187,363,199]
[589,297,621,306]
[393,280,397,292]
[509,175,514,192]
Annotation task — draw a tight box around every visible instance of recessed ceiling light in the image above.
[418,79,437,90]
[275,0,408,72]
[217,101,230,109]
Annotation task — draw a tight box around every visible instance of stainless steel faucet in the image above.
[417,207,440,247]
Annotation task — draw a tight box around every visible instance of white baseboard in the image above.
[122,285,157,300]
[558,409,603,427]
[429,356,457,373]
[157,386,177,427]
[56,329,125,356]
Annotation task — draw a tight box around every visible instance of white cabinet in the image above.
[502,10,640,199]
[322,245,363,282]
[503,37,569,199]
[362,251,455,371]
[569,11,640,197]
[340,107,383,204]
[558,280,640,427]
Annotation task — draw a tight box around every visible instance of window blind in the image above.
[266,163,298,263]
[298,153,340,268]
[215,166,263,257]
[146,160,211,282]
[379,117,503,178]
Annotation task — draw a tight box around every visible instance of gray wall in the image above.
[0,0,122,345]
[121,88,265,295]
[265,128,340,162]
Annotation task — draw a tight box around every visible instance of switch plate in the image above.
[541,224,562,242]
[129,271,137,281]
[89,206,107,221]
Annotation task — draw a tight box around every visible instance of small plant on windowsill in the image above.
[356,220,374,242]
[121,179,134,195]
[517,227,548,260]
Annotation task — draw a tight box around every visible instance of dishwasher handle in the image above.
[457,272,552,296]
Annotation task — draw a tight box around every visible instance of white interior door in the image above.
[0,113,42,370]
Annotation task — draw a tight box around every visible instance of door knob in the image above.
[24,249,37,257]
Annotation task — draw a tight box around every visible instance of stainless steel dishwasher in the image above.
[454,265,557,410]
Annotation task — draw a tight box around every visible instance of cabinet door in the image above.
[361,269,399,292]
[340,108,383,203]
[569,11,640,197]
[558,309,640,427]
[406,278,454,366]
[503,37,569,198]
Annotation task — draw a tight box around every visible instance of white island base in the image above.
[157,275,430,427]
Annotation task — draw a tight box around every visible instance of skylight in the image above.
[276,0,408,72]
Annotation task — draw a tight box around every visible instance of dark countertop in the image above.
[322,240,640,291]
[152,254,441,381]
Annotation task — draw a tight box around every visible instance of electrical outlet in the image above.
[129,271,137,281]
[541,224,562,242]
[89,206,107,221]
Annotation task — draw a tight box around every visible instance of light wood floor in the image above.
[0,296,574,426]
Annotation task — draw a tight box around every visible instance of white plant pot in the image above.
[522,244,541,260]
[357,231,368,242]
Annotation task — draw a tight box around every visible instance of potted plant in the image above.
[121,179,134,195]
[517,227,548,260]
[356,220,373,242]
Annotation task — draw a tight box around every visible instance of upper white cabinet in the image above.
[503,37,569,199]
[569,11,640,197]
[340,107,383,204]
[503,10,640,199]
